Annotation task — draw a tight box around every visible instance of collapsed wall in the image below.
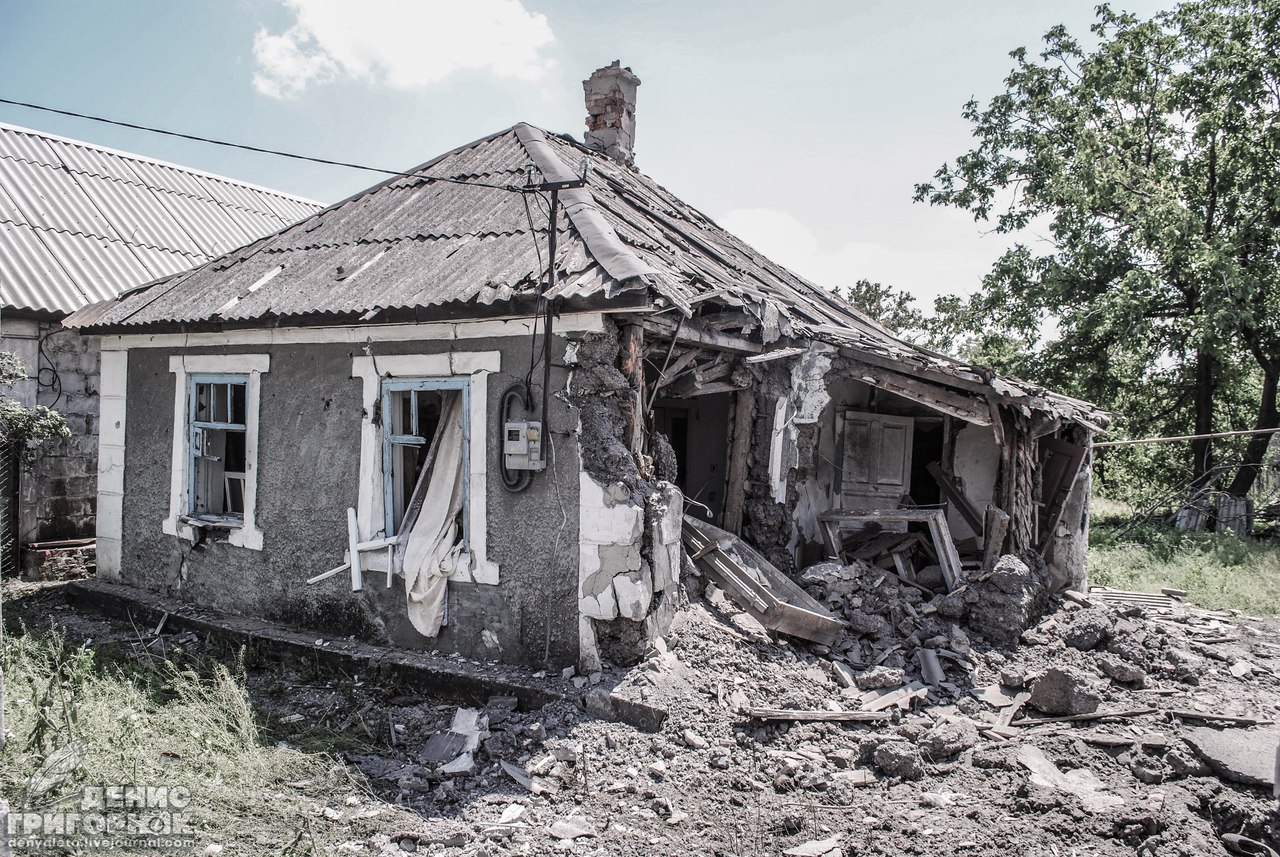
[569,319,684,671]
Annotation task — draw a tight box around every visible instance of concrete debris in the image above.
[548,815,597,840]
[1018,745,1124,813]
[872,740,923,780]
[855,666,905,690]
[782,834,843,857]
[919,717,979,759]
[1063,608,1115,651]
[16,541,1280,856]
[964,555,1053,647]
[1028,666,1102,716]
[1096,652,1147,685]
[1182,727,1280,788]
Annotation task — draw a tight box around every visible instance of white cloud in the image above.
[252,0,556,99]
[716,207,1004,311]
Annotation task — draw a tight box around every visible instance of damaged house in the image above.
[67,63,1107,672]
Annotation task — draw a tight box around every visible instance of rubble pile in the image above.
[794,553,1054,702]
[10,574,1280,856]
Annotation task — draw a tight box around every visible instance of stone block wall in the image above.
[1,321,100,545]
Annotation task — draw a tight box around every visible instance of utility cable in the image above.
[0,96,522,191]
[1095,427,1280,448]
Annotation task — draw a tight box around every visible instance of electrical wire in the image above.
[0,96,523,191]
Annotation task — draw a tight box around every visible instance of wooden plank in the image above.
[1037,436,1087,556]
[926,461,985,535]
[652,348,700,391]
[748,708,892,723]
[745,346,807,364]
[632,314,763,355]
[844,359,992,425]
[1166,710,1275,727]
[723,387,755,535]
[861,682,929,712]
[819,509,963,590]
[621,323,646,456]
[308,563,349,585]
[1011,708,1156,727]
[682,516,844,646]
[347,507,363,591]
[982,505,1010,570]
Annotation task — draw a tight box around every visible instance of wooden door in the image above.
[838,411,914,510]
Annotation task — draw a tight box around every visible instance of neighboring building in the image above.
[68,63,1106,671]
[0,122,321,572]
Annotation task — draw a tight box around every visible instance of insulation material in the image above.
[403,393,465,637]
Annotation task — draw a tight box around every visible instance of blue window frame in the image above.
[189,373,250,520]
[381,377,470,539]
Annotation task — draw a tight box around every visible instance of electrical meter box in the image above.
[504,421,546,471]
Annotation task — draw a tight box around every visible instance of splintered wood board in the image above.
[682,516,843,647]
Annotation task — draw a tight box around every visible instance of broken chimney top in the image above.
[583,60,641,166]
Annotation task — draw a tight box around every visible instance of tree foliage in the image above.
[839,279,927,341]
[916,0,1280,506]
[0,350,69,460]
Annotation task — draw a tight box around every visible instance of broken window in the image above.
[381,378,469,539]
[189,375,249,522]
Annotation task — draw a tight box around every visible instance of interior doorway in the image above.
[653,392,732,525]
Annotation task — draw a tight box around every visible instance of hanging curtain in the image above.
[401,392,465,637]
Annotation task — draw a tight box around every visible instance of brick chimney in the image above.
[583,61,641,166]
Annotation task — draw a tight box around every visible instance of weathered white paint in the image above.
[99,312,607,352]
[350,351,501,585]
[578,473,644,620]
[95,349,128,579]
[163,353,270,550]
[614,568,653,620]
[769,397,792,503]
[949,422,1001,542]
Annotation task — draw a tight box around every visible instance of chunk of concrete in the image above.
[1018,745,1124,813]
[872,741,923,780]
[920,717,979,760]
[1028,666,1101,716]
[1063,608,1114,651]
[613,568,653,620]
[1096,653,1146,685]
[1182,727,1280,788]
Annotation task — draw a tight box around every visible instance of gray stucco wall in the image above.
[119,334,582,668]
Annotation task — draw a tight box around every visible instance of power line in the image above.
[1095,427,1280,448]
[0,96,520,191]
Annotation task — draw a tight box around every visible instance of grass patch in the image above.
[1089,506,1280,614]
[1,628,418,855]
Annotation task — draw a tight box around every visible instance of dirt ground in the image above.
[4,564,1280,857]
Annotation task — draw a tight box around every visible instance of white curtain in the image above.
[401,392,465,637]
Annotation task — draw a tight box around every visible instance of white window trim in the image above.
[164,354,269,550]
[97,349,128,580]
[351,351,500,585]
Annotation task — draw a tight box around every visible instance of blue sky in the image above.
[0,0,1168,307]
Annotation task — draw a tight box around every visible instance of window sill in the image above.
[181,515,244,530]
[164,515,264,552]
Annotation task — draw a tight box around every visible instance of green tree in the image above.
[839,279,927,341]
[0,351,69,459]
[915,0,1280,508]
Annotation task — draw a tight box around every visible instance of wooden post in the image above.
[621,324,645,457]
[723,387,756,534]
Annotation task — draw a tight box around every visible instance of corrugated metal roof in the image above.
[0,122,323,315]
[68,122,1106,426]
